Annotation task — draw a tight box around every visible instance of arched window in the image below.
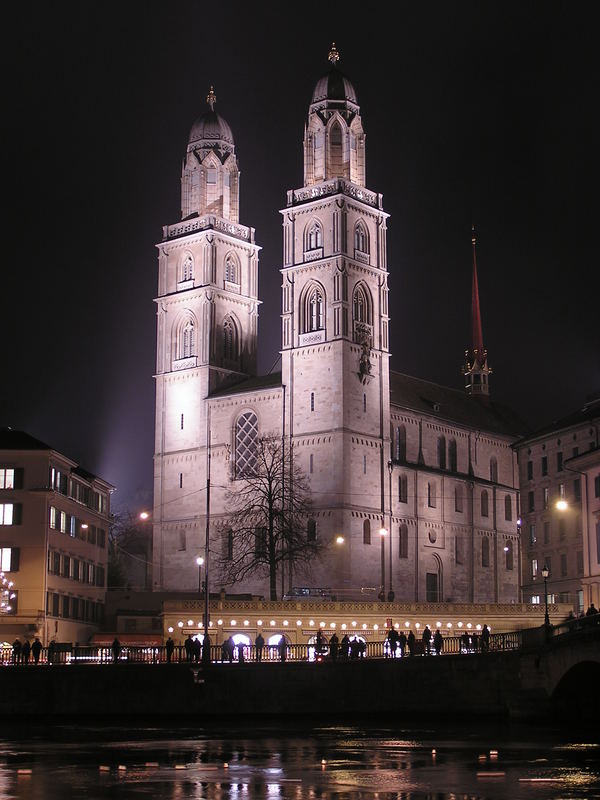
[181,254,194,282]
[354,222,369,253]
[363,519,371,545]
[504,494,512,521]
[225,253,239,284]
[438,436,446,469]
[176,315,196,360]
[398,524,408,558]
[505,540,514,570]
[352,284,371,325]
[482,536,490,567]
[223,315,238,362]
[490,457,498,483]
[306,221,323,251]
[481,489,489,518]
[303,285,325,332]
[235,411,258,478]
[329,120,344,176]
[307,519,316,542]
[398,474,408,503]
[448,439,457,471]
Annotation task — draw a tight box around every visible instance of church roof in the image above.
[389,372,529,438]
[311,67,358,105]
[188,88,234,147]
[208,372,282,398]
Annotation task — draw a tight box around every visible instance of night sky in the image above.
[3,2,598,512]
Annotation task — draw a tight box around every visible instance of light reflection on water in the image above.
[0,720,598,799]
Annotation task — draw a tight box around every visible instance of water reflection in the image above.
[0,720,598,799]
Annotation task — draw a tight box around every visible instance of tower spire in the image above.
[462,225,491,396]
[328,42,339,65]
[206,86,216,110]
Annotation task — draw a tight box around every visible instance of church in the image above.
[151,45,525,605]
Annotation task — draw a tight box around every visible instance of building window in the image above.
[352,284,372,326]
[181,414,184,430]
[544,521,550,544]
[541,456,548,476]
[176,317,196,359]
[306,221,323,251]
[529,524,537,545]
[0,547,19,572]
[557,451,563,472]
[181,254,193,282]
[0,468,15,489]
[363,455,367,474]
[398,524,408,558]
[543,487,549,509]
[310,392,315,411]
[235,411,259,478]
[427,482,437,508]
[504,494,512,521]
[309,454,314,474]
[437,436,446,469]
[482,536,490,567]
[577,550,583,575]
[398,475,408,504]
[531,558,538,578]
[223,316,238,362]
[455,485,464,513]
[560,553,567,577]
[448,439,457,471]
[558,517,566,541]
[354,222,369,253]
[179,473,183,488]
[481,490,489,518]
[505,541,514,570]
[528,491,535,512]
[226,529,234,560]
[455,535,463,565]
[527,460,533,480]
[395,425,407,462]
[490,457,498,482]
[224,254,239,284]
[0,504,14,525]
[558,482,566,499]
[305,286,324,332]
[178,531,186,552]
[307,519,316,542]
[573,478,581,501]
[363,519,371,545]
[363,394,366,412]
[254,527,267,556]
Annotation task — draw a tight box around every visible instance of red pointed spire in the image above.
[470,225,485,364]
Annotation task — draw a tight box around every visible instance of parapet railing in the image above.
[0,630,523,666]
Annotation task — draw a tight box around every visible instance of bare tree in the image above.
[215,435,322,600]
[108,511,152,590]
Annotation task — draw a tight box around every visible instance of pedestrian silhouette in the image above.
[193,637,201,663]
[202,632,211,667]
[111,637,121,663]
[48,639,56,664]
[279,636,287,662]
[255,632,265,662]
[329,632,339,661]
[31,637,42,665]
[237,641,245,663]
[12,638,21,665]
[433,629,443,655]
[422,626,432,655]
[165,636,175,663]
[184,634,194,662]
[316,628,324,656]
[398,630,407,657]
[407,630,415,656]
[340,633,350,659]
[481,624,490,652]
[21,639,31,664]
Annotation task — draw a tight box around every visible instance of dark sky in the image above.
[3,2,598,512]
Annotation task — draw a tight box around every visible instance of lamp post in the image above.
[378,527,387,601]
[387,460,394,601]
[541,563,550,626]
[195,556,204,596]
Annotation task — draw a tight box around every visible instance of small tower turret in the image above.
[463,226,491,396]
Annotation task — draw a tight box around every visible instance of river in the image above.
[0,719,598,799]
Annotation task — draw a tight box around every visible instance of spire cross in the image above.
[206,86,216,110]
[328,42,339,65]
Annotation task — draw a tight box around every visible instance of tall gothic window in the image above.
[448,439,457,471]
[437,436,446,469]
[481,489,489,518]
[303,285,324,332]
[223,315,238,362]
[398,524,408,558]
[235,412,258,478]
[504,494,512,521]
[396,425,407,461]
[176,316,196,360]
[306,221,323,251]
[428,482,437,508]
[225,253,239,284]
[490,456,498,482]
[398,474,408,503]
[307,519,317,542]
[354,222,369,253]
[363,519,371,545]
[482,536,490,567]
[181,254,194,282]
[455,485,463,513]
[352,285,371,325]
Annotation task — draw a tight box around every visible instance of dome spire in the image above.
[328,42,340,66]
[206,86,216,111]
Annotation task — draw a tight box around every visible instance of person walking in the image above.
[422,626,432,655]
[165,636,175,663]
[31,637,42,665]
[111,637,121,663]
[481,624,490,652]
[21,639,31,665]
[398,630,407,658]
[340,633,350,660]
[433,629,443,656]
[329,632,339,662]
[407,630,415,656]
[255,632,265,662]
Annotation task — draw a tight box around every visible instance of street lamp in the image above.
[195,556,204,596]
[541,563,550,626]
[378,527,387,601]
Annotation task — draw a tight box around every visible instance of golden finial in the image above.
[328,42,340,65]
[206,86,216,110]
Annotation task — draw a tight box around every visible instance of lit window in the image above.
[531,558,538,578]
[0,468,14,489]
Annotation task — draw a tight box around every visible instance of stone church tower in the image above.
[280,43,392,596]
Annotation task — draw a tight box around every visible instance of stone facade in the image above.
[152,56,526,605]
